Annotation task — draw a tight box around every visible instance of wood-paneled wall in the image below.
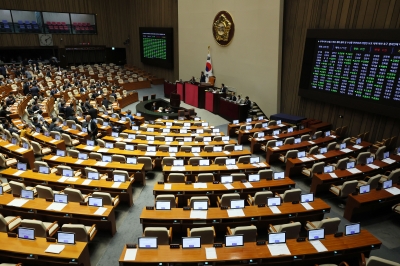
[0,0,130,48]
[281,0,400,146]
[125,0,179,81]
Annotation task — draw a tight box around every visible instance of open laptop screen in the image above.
[203,137,212,142]
[233,120,239,124]
[345,223,361,236]
[268,232,286,244]
[105,142,114,148]
[126,145,134,151]
[147,146,156,152]
[102,155,112,162]
[169,146,178,152]
[138,237,158,249]
[184,137,192,142]
[86,140,95,146]
[196,129,204,134]
[308,228,325,240]
[213,146,222,152]
[191,147,201,153]
[324,165,333,173]
[222,136,230,141]
[294,138,301,144]
[111,132,119,137]
[182,237,201,248]
[340,143,346,149]
[146,136,154,141]
[18,227,35,240]
[246,118,252,123]
[347,162,355,169]
[128,134,136,139]
[225,235,244,247]
[366,157,373,164]
[320,147,327,154]
[88,197,103,207]
[298,151,305,158]
[57,231,75,244]
[0,186,3,195]
[275,140,283,147]
[234,145,243,151]
[355,138,361,145]
[287,127,294,133]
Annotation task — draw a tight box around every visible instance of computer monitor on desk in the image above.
[155,200,171,210]
[225,235,244,247]
[138,237,158,249]
[17,162,27,171]
[57,232,75,244]
[345,223,360,236]
[301,193,314,203]
[268,232,286,244]
[88,197,103,207]
[193,200,208,210]
[18,227,35,240]
[199,159,209,166]
[182,237,201,248]
[248,174,260,182]
[88,172,99,180]
[308,228,325,241]
[173,159,184,166]
[221,175,233,184]
[273,172,284,180]
[54,194,68,203]
[267,197,281,206]
[230,199,245,209]
[21,189,34,199]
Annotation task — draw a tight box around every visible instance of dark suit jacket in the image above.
[102,100,110,109]
[88,120,98,136]
[65,106,74,118]
[200,74,206,83]
[88,108,98,119]
[231,96,237,101]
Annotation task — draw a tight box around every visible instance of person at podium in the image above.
[221,83,228,94]
[230,92,237,101]
[151,102,157,111]
[200,71,206,83]
[236,95,243,104]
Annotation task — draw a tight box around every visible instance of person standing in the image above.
[200,71,206,83]
[86,115,98,141]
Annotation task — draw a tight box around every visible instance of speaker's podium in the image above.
[170,92,181,112]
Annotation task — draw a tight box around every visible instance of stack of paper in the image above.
[301,202,314,210]
[340,148,353,153]
[205,247,217,259]
[169,153,176,157]
[16,148,27,153]
[82,179,92,185]
[94,207,107,215]
[194,183,207,189]
[329,173,338,178]
[95,162,108,166]
[67,177,78,182]
[243,182,253,188]
[85,146,95,150]
[58,176,69,182]
[50,139,58,143]
[382,158,396,164]
[190,210,207,219]
[272,147,280,150]
[367,164,380,169]
[223,151,231,155]
[171,166,185,171]
[47,202,67,211]
[226,165,238,170]
[268,243,291,256]
[112,182,122,188]
[353,145,363,149]
[123,249,137,261]
[75,159,84,164]
[347,168,362,174]
[310,240,328,252]
[386,187,400,195]
[299,157,312,162]
[313,155,326,159]
[227,209,245,217]
[223,184,234,190]
[308,141,315,144]
[7,198,29,207]
[193,153,200,157]
[45,244,65,254]
[269,206,281,214]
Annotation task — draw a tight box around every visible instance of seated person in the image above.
[67,112,79,124]
[230,92,237,101]
[236,95,243,104]
[126,110,134,121]
[20,124,33,138]
[164,106,172,113]
[102,97,110,109]
[4,121,19,134]
[5,94,15,106]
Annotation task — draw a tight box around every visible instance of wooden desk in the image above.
[311,155,400,195]
[123,129,225,138]
[266,135,339,164]
[162,163,270,182]
[237,124,289,145]
[140,198,330,233]
[1,168,136,206]
[42,154,146,186]
[310,122,332,133]
[344,184,400,221]
[251,128,312,153]
[118,91,139,108]
[227,119,269,137]
[285,141,372,177]
[30,132,66,150]
[0,232,91,266]
[0,193,116,235]
[0,140,35,169]
[155,118,207,124]
[153,179,296,207]
[218,98,248,122]
[119,230,380,266]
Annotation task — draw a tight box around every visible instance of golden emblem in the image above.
[212,11,234,46]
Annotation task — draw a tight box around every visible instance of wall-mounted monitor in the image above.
[139,27,174,68]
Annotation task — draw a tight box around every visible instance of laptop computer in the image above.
[180,129,187,134]
[155,200,171,210]
[113,174,125,183]
[203,137,212,142]
[78,153,88,160]
[248,174,260,182]
[308,228,325,241]
[11,138,17,145]
[127,157,137,164]
[226,159,235,165]
[54,194,68,203]
[173,159,184,166]
[182,237,201,249]
[233,120,239,124]
[366,156,374,164]
[138,237,158,249]
[262,123,268,128]
[257,132,265,138]
[273,130,280,136]
[287,127,294,133]
[359,184,370,194]
[193,200,208,210]
[165,137,174,142]
[325,131,331,137]
[103,122,109,127]
[230,199,245,209]
[213,128,220,133]
[17,162,27,171]
[250,157,260,164]
[345,223,361,236]
[102,155,112,162]
[147,146,156,152]
[221,175,233,184]
[355,138,361,145]
[54,134,61,140]
[39,166,50,174]
[147,127,154,132]
[234,145,243,151]
[246,118,252,123]
[56,149,66,157]
[202,122,209,127]
[222,136,230,141]
[88,172,100,180]
[268,232,286,244]
[273,172,285,180]
[277,120,282,125]
[383,151,390,159]
[57,231,75,244]
[258,116,264,120]
[21,189,34,199]
[340,143,346,149]
[225,235,244,247]
[18,227,35,240]
[88,197,103,207]
[301,193,314,203]
[82,127,88,133]
[199,159,210,166]
[267,197,282,206]
[196,129,204,134]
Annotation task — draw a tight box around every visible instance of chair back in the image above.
[339,180,358,198]
[156,194,176,208]
[356,152,371,165]
[138,144,148,151]
[366,256,400,266]
[265,140,276,148]
[97,139,105,148]
[168,173,185,183]
[33,161,49,171]
[301,134,310,141]
[68,150,79,158]
[367,174,381,190]
[61,224,89,242]
[232,173,246,182]
[237,155,251,164]
[311,162,325,175]
[112,154,126,163]
[115,142,126,150]
[308,146,319,155]
[162,157,176,166]
[189,196,209,208]
[9,181,26,196]
[137,157,153,171]
[375,146,386,160]
[285,150,298,162]
[21,220,47,237]
[64,188,84,202]
[388,169,400,183]
[258,169,273,180]
[92,192,113,205]
[252,191,273,205]
[281,188,301,202]
[189,157,203,166]
[190,226,214,244]
[57,165,72,175]
[180,146,192,152]
[277,222,302,239]
[144,227,170,245]
[84,167,98,176]
[113,170,130,182]
[36,185,54,199]
[313,131,322,139]
[336,158,349,170]
[31,141,43,155]
[319,217,341,234]
[0,214,9,232]
[233,225,257,242]
[327,142,337,151]
[197,173,214,182]
[284,137,294,145]
[219,193,240,207]
[214,157,228,165]
[89,152,103,161]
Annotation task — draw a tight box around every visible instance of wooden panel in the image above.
[281,0,400,148]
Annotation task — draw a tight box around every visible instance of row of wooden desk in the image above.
[123,129,225,138]
[0,140,35,169]
[119,230,381,265]
[237,123,289,145]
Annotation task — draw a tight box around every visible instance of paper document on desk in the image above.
[33,132,39,136]
[112,182,122,188]
[78,132,85,135]
[244,130,250,133]
[382,158,396,164]
[194,183,207,188]
[4,144,13,148]
[47,202,67,211]
[45,244,65,254]
[97,148,109,153]
[161,133,167,135]
[308,141,315,144]
[226,165,238,170]
[94,207,107,215]
[82,179,92,185]
[171,166,185,171]
[385,187,400,195]
[75,159,84,164]
[190,210,207,219]
[329,135,337,138]
[301,202,314,210]
[58,176,69,182]
[50,156,60,160]
[7,198,29,207]
[272,147,280,150]
[169,153,176,157]
[224,184,234,190]
[85,146,95,150]
[95,162,109,166]
[164,184,172,190]
[310,240,328,252]
[340,148,353,153]
[268,243,291,256]
[258,162,267,167]
[223,151,230,155]
[367,164,380,169]
[203,142,209,145]
[50,139,58,143]
[353,145,363,149]
[165,142,171,145]
[16,148,27,153]
[243,182,253,188]
[313,154,326,159]
[193,152,200,157]
[329,173,338,178]
[178,142,184,145]
[299,157,312,162]
[269,206,281,214]
[67,177,78,182]
[123,248,137,261]
[13,170,24,176]
[145,152,156,156]
[223,141,229,144]
[227,209,245,217]
[272,135,279,139]
[147,141,154,144]
[205,247,217,259]
[347,168,362,174]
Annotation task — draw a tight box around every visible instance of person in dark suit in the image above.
[221,83,227,94]
[0,65,7,77]
[88,105,97,119]
[102,97,110,109]
[65,103,74,118]
[30,84,40,97]
[200,71,206,83]
[86,115,98,141]
[151,102,157,111]
[230,92,237,101]
[59,103,66,117]
[244,96,251,111]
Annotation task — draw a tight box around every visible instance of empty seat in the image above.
[112,154,126,163]
[269,221,302,239]
[188,196,210,208]
[155,194,178,208]
[63,188,90,202]
[226,225,257,242]
[61,223,97,242]
[20,219,59,237]
[329,180,358,198]
[237,155,251,164]
[92,192,119,206]
[143,227,172,245]
[276,188,301,202]
[167,173,186,183]
[9,181,36,196]
[217,193,240,207]
[258,169,273,180]
[279,150,298,163]
[379,168,400,183]
[137,156,154,171]
[196,173,214,182]
[187,226,215,244]
[305,217,341,234]
[302,162,325,178]
[0,214,21,232]
[36,185,60,199]
[247,191,273,205]
[357,174,381,189]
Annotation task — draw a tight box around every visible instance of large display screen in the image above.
[139,27,173,68]
[299,29,400,118]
